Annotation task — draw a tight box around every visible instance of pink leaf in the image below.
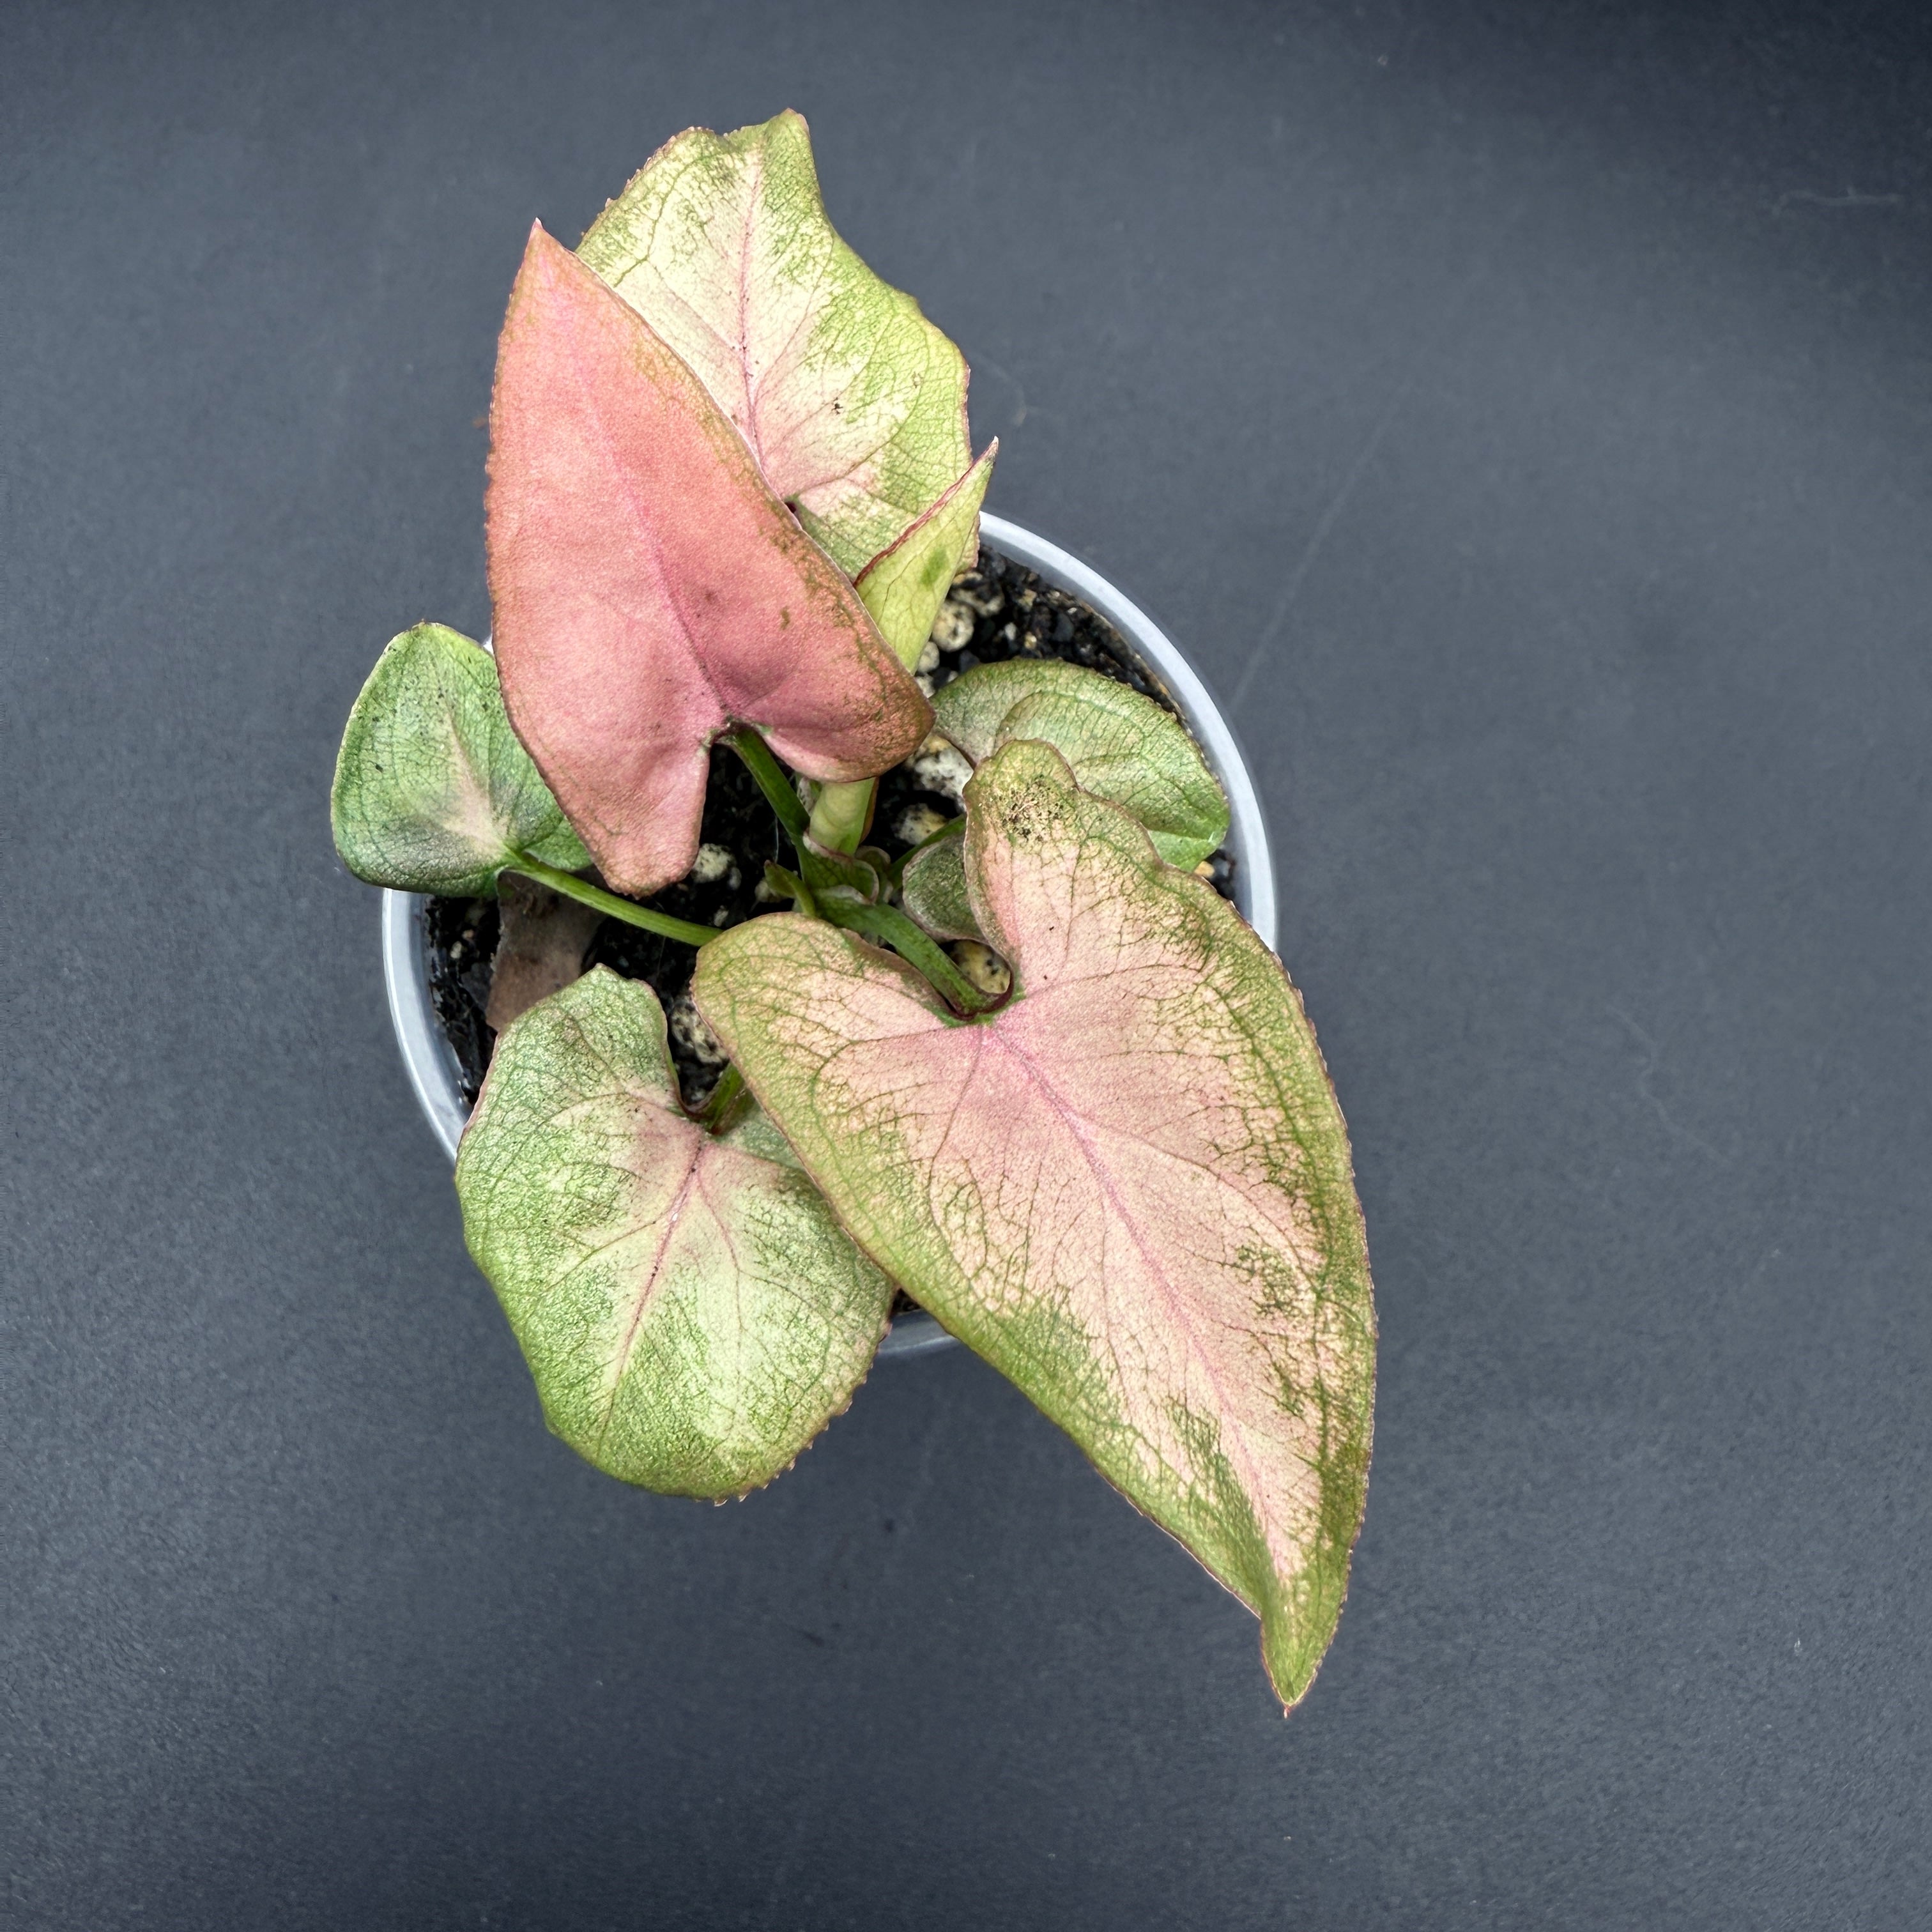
[486,224,931,896]
[692,742,1375,1710]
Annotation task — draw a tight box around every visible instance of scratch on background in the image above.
[1609,1003,1730,1164]
[1229,210,1524,710]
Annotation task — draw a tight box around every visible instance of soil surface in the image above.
[424,545,1238,1112]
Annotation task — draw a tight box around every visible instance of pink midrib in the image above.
[733,145,766,471]
[719,148,859,501]
[594,1134,705,1453]
[551,247,728,732]
[971,1018,1285,1556]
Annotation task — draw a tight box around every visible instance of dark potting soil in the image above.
[424,546,1238,1114]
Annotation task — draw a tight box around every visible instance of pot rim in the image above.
[381,512,1278,1360]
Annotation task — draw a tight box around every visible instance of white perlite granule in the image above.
[949,940,1011,999]
[930,597,976,651]
[666,993,728,1066]
[895,802,954,847]
[686,842,737,885]
[906,734,975,802]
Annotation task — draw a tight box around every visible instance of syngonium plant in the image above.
[330,112,1375,1710]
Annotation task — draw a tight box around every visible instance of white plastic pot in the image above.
[382,512,1278,1359]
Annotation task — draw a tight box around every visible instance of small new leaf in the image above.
[855,448,996,668]
[579,110,985,579]
[898,832,981,944]
[486,226,931,896]
[933,659,1230,868]
[456,970,896,1498]
[330,623,588,896]
[692,744,1373,1708]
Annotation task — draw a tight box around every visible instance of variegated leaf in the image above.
[486,225,930,896]
[330,622,588,896]
[578,110,983,578]
[455,969,895,1497]
[855,448,995,668]
[933,658,1230,869]
[898,830,980,943]
[692,743,1374,1708]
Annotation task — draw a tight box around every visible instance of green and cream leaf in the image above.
[456,969,895,1498]
[330,622,588,896]
[855,448,995,668]
[932,658,1230,868]
[578,110,984,578]
[692,743,1373,1708]
[898,829,981,943]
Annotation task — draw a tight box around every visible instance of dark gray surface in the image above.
[4,1,1929,1924]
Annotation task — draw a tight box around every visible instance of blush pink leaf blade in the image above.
[486,224,931,897]
[692,742,1376,1710]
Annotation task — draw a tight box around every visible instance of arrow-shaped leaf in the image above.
[579,111,981,579]
[692,742,1374,1708]
[933,658,1230,868]
[455,969,895,1497]
[486,224,931,898]
[330,622,589,895]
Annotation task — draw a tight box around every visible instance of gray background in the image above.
[5,1,1929,1925]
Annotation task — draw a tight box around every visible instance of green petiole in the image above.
[819,899,999,1016]
[728,732,988,1015]
[696,1062,746,1130]
[505,853,721,949]
[726,728,809,846]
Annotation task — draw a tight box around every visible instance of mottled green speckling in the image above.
[899,831,981,944]
[692,744,1374,1710]
[578,110,983,579]
[330,623,588,896]
[933,657,1230,869]
[454,969,896,1498]
[855,447,995,667]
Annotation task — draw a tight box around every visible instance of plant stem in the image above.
[504,854,720,949]
[696,1062,746,1130]
[822,900,999,1015]
[764,862,816,919]
[806,776,875,854]
[726,728,808,846]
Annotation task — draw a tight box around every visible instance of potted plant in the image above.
[331,111,1374,1712]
